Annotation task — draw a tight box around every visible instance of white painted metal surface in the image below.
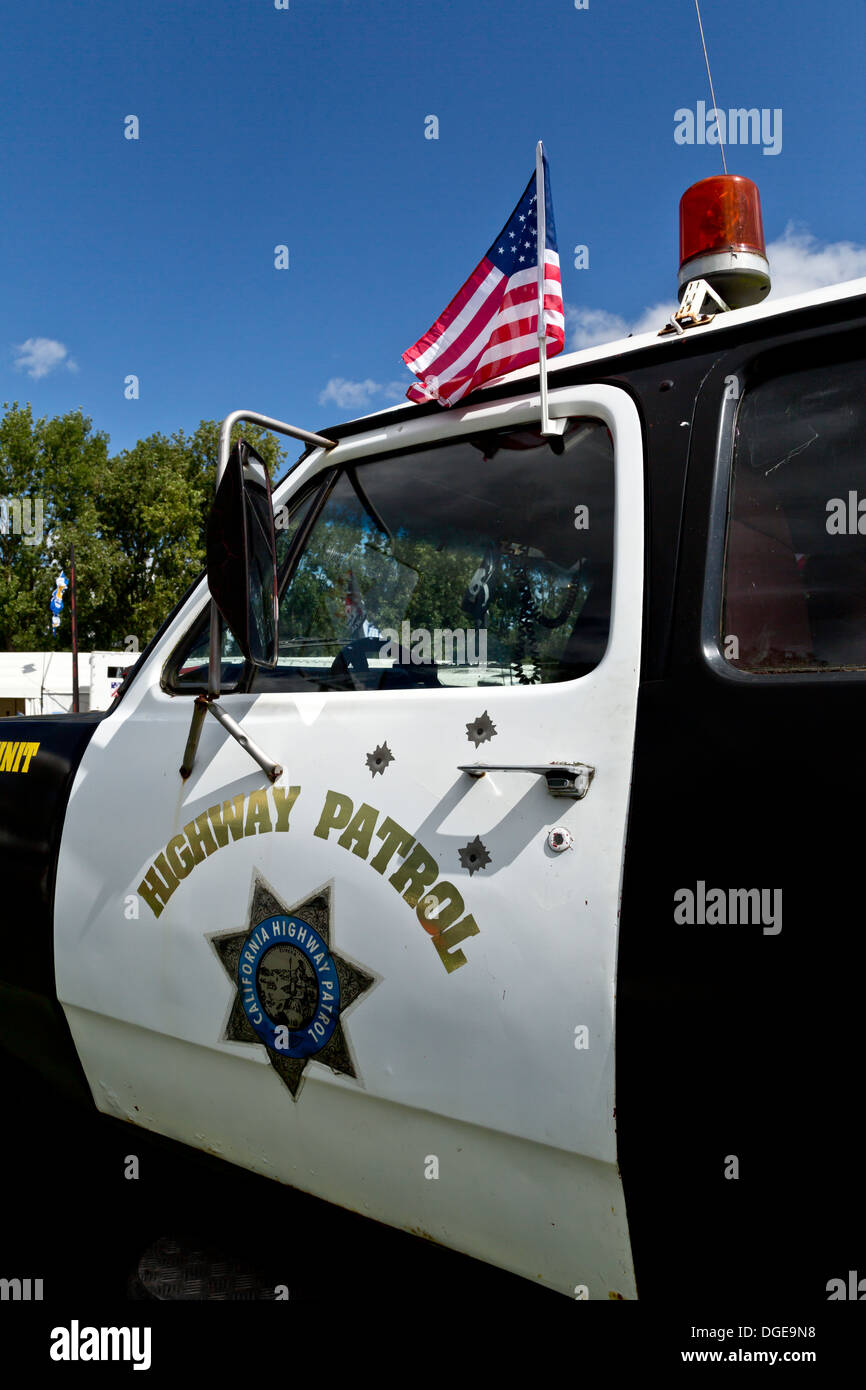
[54,382,644,1299]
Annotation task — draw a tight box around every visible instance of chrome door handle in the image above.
[457,763,595,799]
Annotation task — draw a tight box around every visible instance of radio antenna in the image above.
[694,0,727,174]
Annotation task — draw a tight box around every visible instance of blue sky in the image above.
[2,0,865,456]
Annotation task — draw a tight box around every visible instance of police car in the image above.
[2,175,864,1301]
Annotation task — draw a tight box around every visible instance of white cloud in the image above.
[382,380,411,401]
[318,376,412,410]
[13,337,76,380]
[565,225,866,353]
[764,223,866,299]
[565,302,674,351]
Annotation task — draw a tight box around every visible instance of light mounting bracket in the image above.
[660,278,729,336]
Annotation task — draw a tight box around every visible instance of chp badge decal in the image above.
[209,873,378,1101]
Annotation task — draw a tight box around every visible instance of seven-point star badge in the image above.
[209,872,379,1102]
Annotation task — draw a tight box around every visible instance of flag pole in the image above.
[535,140,552,435]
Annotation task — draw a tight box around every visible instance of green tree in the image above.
[0,402,111,648]
[0,403,290,651]
[99,420,289,647]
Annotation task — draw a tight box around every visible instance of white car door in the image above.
[54,382,644,1299]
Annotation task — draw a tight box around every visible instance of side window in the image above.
[249,419,615,693]
[169,619,246,692]
[722,355,866,673]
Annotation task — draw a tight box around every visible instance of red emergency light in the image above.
[678,175,771,309]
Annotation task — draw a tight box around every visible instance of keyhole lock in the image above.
[547,827,574,852]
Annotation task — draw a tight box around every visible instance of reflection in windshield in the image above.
[258,419,614,692]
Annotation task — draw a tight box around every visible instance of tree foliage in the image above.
[0,403,288,651]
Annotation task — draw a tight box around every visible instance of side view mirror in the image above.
[206,439,278,667]
[181,408,336,783]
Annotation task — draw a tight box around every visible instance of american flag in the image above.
[402,154,564,407]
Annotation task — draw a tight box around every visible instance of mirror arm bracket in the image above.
[180,694,283,783]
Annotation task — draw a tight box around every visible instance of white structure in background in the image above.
[0,650,139,716]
